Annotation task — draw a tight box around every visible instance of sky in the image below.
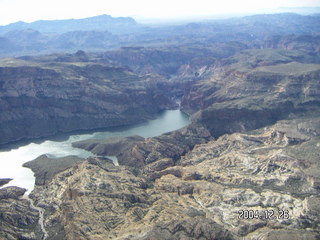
[0,0,319,25]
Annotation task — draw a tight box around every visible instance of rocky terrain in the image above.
[0,178,12,187]
[23,155,85,185]
[22,40,320,239]
[0,58,177,145]
[181,49,320,137]
[0,179,43,239]
[27,113,320,240]
[2,40,319,146]
[72,135,145,156]
[1,11,320,240]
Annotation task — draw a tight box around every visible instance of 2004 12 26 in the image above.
[238,209,290,220]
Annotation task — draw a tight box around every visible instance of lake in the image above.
[0,110,190,194]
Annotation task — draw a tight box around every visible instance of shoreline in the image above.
[0,109,188,151]
[0,110,190,195]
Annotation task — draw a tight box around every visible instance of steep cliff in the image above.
[0,181,43,239]
[181,49,320,137]
[0,60,177,145]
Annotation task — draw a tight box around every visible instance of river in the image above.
[0,110,190,194]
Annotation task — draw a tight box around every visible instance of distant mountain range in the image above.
[0,13,319,57]
[0,14,141,34]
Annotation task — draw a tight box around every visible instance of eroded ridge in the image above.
[28,116,320,239]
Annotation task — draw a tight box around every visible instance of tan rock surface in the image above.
[29,115,320,239]
[31,158,233,239]
[0,187,43,240]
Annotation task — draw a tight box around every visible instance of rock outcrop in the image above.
[117,123,212,167]
[23,155,85,185]
[72,135,144,156]
[0,186,43,239]
[0,186,26,200]
[0,178,12,187]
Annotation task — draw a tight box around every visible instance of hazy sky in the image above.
[0,0,319,25]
